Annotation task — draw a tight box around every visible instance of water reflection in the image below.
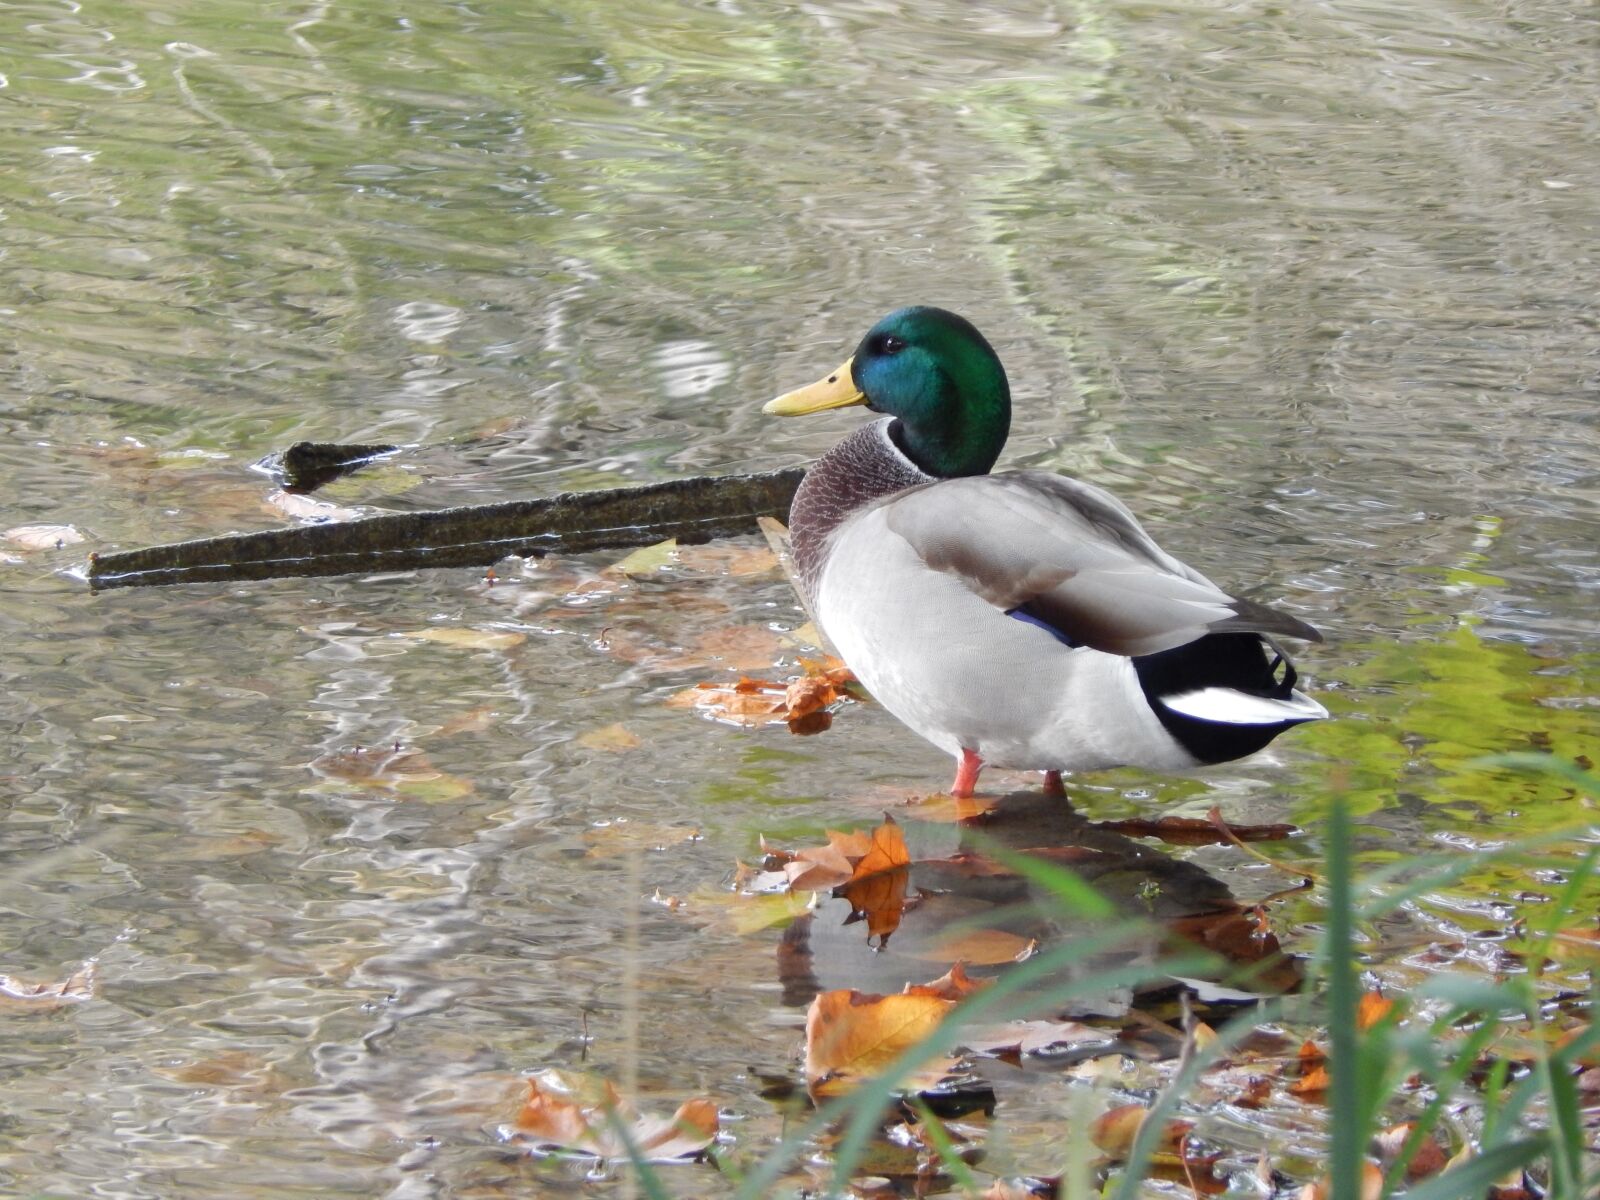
[780,789,1296,1013]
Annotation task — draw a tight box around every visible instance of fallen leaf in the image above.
[916,929,1037,966]
[510,1071,717,1161]
[666,678,789,727]
[982,1182,1057,1200]
[1290,1064,1330,1098]
[606,538,679,578]
[1357,989,1397,1031]
[671,542,780,577]
[436,706,500,736]
[852,815,910,877]
[904,962,991,1002]
[784,843,856,891]
[575,723,642,752]
[3,523,85,550]
[0,962,97,1012]
[805,989,955,1097]
[405,627,526,651]
[583,821,697,858]
[1089,1104,1191,1160]
[1548,926,1600,966]
[307,746,475,803]
[155,1050,289,1094]
[1295,1161,1383,1200]
[686,885,814,935]
[1372,1122,1448,1180]
[826,827,874,859]
[1230,1075,1272,1109]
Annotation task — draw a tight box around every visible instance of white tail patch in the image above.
[1161,686,1328,726]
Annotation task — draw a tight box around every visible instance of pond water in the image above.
[2,1,1597,1196]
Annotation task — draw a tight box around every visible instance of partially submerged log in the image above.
[88,468,805,590]
[262,441,401,492]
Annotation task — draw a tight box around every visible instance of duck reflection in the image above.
[777,789,1300,1013]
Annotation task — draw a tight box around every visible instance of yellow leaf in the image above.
[407,627,525,651]
[576,723,642,752]
[607,538,678,578]
[917,929,1037,966]
[804,989,954,1097]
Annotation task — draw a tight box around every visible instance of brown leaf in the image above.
[804,989,954,1098]
[671,542,780,577]
[583,821,697,858]
[852,815,910,877]
[827,828,874,859]
[575,722,643,752]
[1357,989,1396,1031]
[904,962,991,1002]
[1089,1104,1193,1161]
[666,678,789,726]
[0,962,97,1012]
[1295,1161,1383,1200]
[308,746,474,803]
[1231,1075,1272,1109]
[632,1097,720,1159]
[915,928,1037,967]
[406,626,526,651]
[1548,926,1600,966]
[510,1072,717,1161]
[1290,1064,1330,1098]
[784,843,856,891]
[1373,1122,1448,1180]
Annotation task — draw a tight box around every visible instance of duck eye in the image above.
[879,335,906,355]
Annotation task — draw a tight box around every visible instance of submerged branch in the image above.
[88,468,805,590]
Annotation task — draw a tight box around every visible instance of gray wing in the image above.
[881,471,1322,657]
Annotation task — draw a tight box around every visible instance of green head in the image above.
[765,306,1011,478]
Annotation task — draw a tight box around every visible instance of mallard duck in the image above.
[765,306,1326,799]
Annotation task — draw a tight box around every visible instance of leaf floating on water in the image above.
[1357,988,1397,1031]
[804,988,955,1098]
[4,523,86,550]
[308,746,475,803]
[0,962,97,1012]
[666,657,856,733]
[916,929,1036,967]
[575,722,642,753]
[671,540,780,577]
[1372,1121,1449,1180]
[903,961,990,1002]
[1295,1162,1384,1200]
[405,627,526,651]
[606,537,679,578]
[583,820,697,858]
[508,1071,717,1162]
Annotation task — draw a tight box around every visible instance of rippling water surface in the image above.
[2,1,1596,1195]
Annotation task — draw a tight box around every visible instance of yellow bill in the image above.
[763,357,864,415]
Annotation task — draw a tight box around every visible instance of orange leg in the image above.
[951,748,983,799]
[1042,770,1065,797]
